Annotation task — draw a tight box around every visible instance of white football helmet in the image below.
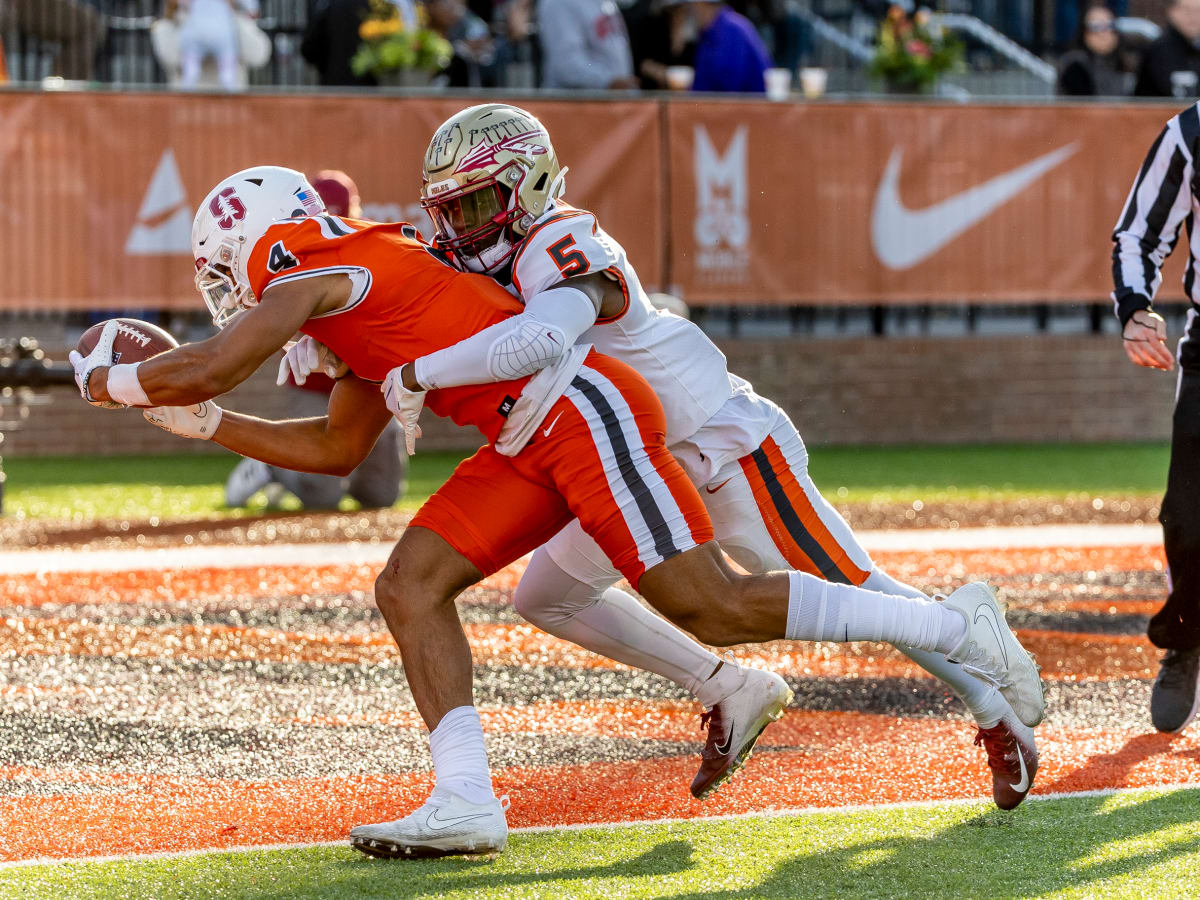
[421,103,566,275]
[192,166,325,327]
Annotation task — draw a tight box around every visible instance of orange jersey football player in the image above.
[71,166,1043,859]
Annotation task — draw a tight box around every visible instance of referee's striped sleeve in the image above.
[1112,106,1199,327]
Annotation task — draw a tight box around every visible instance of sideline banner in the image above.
[0,93,1188,309]
[667,100,1187,304]
[0,93,662,311]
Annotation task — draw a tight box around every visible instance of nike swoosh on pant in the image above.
[705,479,733,495]
[870,142,1079,270]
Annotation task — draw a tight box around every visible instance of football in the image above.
[76,318,179,365]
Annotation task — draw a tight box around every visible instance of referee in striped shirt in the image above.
[1113,101,1200,734]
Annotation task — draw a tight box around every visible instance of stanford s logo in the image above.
[210,187,247,231]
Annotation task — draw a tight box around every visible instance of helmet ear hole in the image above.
[533,172,548,192]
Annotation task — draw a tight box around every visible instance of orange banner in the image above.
[0,92,662,311]
[0,92,1189,310]
[667,99,1187,304]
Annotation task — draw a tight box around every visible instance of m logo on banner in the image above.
[693,124,749,281]
[126,149,192,255]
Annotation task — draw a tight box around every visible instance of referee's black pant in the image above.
[1155,310,1200,650]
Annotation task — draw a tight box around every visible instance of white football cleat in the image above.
[944,582,1046,727]
[224,457,273,507]
[691,665,792,799]
[350,789,510,859]
[974,700,1039,811]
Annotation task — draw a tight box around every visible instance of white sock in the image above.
[862,568,1006,726]
[428,706,495,805]
[785,571,966,654]
[517,569,744,708]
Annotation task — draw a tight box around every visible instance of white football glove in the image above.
[382,366,426,456]
[68,320,123,409]
[142,402,224,440]
[276,335,348,386]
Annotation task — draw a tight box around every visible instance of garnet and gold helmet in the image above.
[421,103,566,274]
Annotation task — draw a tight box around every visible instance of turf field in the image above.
[5,788,1200,899]
[1,441,1194,898]
[0,441,1170,521]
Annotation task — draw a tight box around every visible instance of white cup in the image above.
[665,65,694,91]
[764,67,792,101]
[799,67,828,99]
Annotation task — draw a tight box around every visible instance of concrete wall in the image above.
[0,334,1178,459]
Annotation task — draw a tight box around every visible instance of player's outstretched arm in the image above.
[149,373,392,476]
[394,271,621,393]
[88,275,350,407]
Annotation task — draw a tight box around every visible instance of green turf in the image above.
[0,442,1170,522]
[0,451,467,521]
[4,789,1199,899]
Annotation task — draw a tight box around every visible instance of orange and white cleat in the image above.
[974,707,1039,811]
[691,666,792,799]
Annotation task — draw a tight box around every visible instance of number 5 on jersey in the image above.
[546,235,589,277]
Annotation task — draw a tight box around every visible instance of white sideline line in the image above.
[0,523,1163,576]
[1,781,1196,871]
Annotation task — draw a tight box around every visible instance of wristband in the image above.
[106,363,151,407]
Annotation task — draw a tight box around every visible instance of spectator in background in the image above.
[665,0,771,93]
[622,0,691,89]
[0,0,106,81]
[165,0,263,91]
[1057,2,1132,95]
[536,0,638,89]
[425,0,499,86]
[731,0,810,73]
[225,170,408,511]
[302,0,378,86]
[1135,0,1200,97]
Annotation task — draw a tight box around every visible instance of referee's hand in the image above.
[1123,310,1174,371]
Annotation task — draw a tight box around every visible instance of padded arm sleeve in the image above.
[413,285,599,390]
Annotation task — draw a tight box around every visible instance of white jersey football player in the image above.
[283,105,1040,852]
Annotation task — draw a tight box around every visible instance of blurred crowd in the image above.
[0,0,1199,99]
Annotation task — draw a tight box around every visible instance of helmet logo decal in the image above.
[210,187,247,231]
[457,131,547,174]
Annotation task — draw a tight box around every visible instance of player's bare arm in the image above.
[210,373,393,475]
[87,274,351,406]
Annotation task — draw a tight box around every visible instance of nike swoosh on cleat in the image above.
[1009,741,1030,793]
[973,604,1009,670]
[870,143,1079,270]
[425,810,492,832]
[714,721,736,756]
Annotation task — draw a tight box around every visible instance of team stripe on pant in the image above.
[566,366,695,573]
[739,436,870,586]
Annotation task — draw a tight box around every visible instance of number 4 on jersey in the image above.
[546,235,589,277]
[267,241,299,273]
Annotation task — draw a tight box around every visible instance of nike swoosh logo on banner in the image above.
[705,478,733,495]
[425,810,491,832]
[542,412,564,437]
[1009,740,1030,793]
[974,605,1009,670]
[870,142,1079,270]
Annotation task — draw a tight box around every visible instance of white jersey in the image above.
[508,204,737,449]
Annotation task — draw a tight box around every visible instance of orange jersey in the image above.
[246,216,533,443]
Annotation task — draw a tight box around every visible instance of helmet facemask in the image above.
[195,239,256,328]
[423,162,530,274]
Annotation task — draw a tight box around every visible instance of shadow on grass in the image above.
[262,838,697,899]
[667,790,1200,899]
